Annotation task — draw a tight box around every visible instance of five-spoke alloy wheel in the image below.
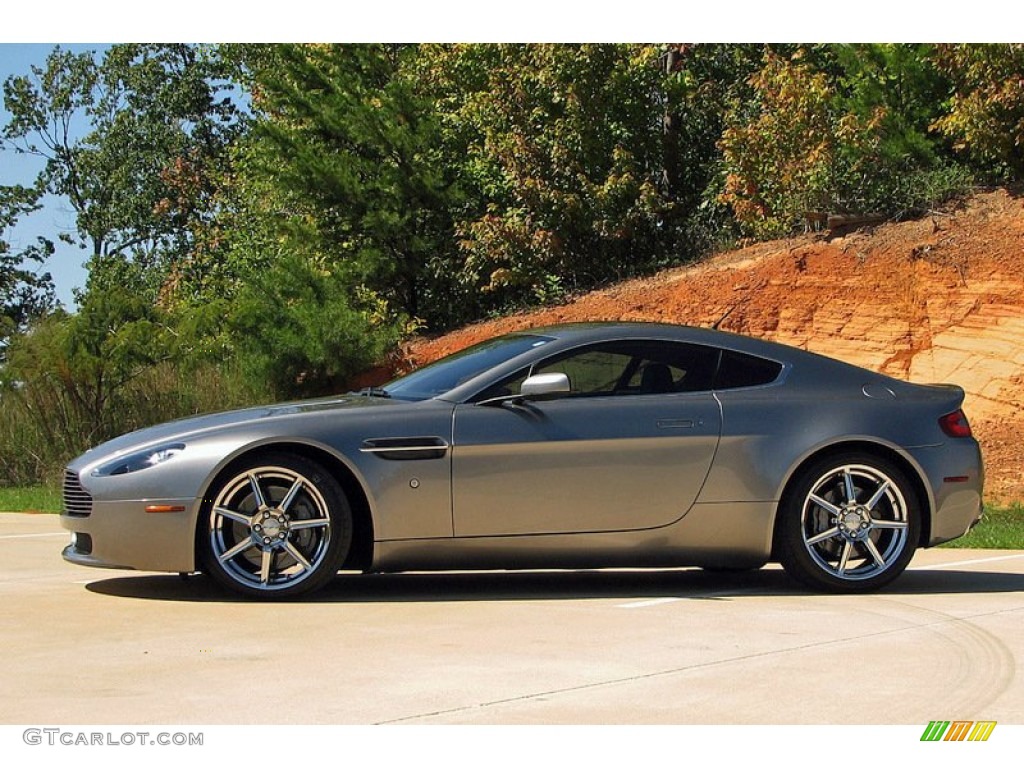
[778,452,920,592]
[200,453,352,598]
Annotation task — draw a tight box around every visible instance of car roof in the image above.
[510,321,789,358]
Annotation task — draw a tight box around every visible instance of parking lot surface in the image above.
[2,512,1022,725]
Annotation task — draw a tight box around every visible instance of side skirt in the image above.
[370,501,775,572]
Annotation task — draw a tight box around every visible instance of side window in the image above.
[714,349,782,390]
[522,340,720,398]
[535,350,633,396]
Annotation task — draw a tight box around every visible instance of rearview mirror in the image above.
[520,372,571,400]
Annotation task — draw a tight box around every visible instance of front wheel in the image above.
[200,453,352,599]
[777,453,921,592]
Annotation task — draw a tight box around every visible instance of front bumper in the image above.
[61,498,200,573]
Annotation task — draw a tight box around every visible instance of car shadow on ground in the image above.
[83,565,1024,603]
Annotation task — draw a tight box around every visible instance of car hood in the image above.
[76,394,407,462]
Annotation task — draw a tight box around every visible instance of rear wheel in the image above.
[200,453,352,599]
[778,452,920,592]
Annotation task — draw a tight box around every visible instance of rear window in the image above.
[714,350,782,390]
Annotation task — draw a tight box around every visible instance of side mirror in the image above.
[520,372,571,400]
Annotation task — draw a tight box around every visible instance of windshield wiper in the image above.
[352,386,391,398]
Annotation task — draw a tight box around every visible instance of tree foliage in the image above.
[720,51,846,237]
[720,46,976,237]
[230,253,401,399]
[932,43,1024,176]
[419,44,670,308]
[228,44,460,327]
[2,263,171,441]
[0,181,56,357]
[1,44,244,480]
[2,44,241,279]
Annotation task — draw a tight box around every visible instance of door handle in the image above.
[656,418,695,429]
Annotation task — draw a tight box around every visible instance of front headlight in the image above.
[91,443,186,477]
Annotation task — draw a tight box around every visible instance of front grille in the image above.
[63,470,93,517]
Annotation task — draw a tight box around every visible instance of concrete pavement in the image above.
[2,512,1022,725]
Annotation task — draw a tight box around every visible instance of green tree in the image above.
[811,44,974,215]
[1,264,173,458]
[0,181,56,358]
[173,44,437,390]
[2,44,242,294]
[1,44,249,479]
[719,50,854,237]
[418,44,673,308]
[232,44,460,328]
[657,43,763,250]
[230,253,400,399]
[932,43,1024,176]
[719,47,974,237]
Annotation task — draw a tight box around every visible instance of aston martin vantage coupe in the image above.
[61,322,983,598]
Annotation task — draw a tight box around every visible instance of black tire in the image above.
[777,452,921,593]
[199,452,352,599]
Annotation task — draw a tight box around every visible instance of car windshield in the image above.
[384,334,553,401]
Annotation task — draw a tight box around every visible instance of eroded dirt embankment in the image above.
[400,190,1024,502]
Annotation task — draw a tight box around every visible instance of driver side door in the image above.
[451,340,723,537]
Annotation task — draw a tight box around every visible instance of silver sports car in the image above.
[61,322,983,598]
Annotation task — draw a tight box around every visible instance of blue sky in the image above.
[1,43,107,307]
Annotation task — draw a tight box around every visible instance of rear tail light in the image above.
[939,409,973,438]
